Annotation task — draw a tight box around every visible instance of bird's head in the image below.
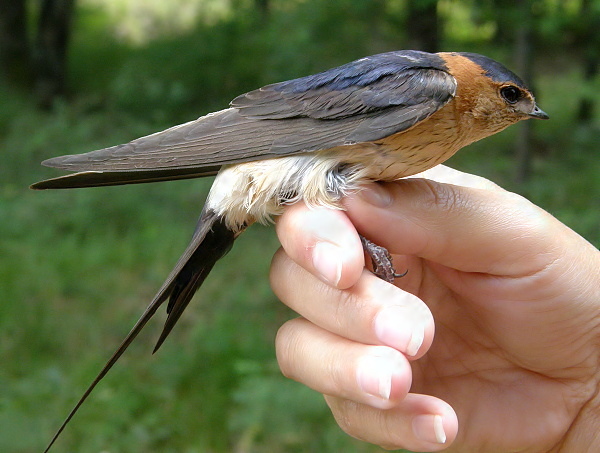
[440,52,548,144]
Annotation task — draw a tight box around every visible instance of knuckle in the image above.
[406,177,481,219]
[328,398,361,437]
[332,289,364,331]
[328,398,403,450]
[375,413,409,450]
[333,281,384,341]
[503,191,552,235]
[324,358,346,392]
[419,178,466,214]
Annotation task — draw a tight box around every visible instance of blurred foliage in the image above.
[0,0,598,452]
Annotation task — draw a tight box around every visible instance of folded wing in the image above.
[32,50,456,189]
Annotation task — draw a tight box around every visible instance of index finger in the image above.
[274,202,364,289]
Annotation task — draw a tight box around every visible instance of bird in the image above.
[31,49,548,451]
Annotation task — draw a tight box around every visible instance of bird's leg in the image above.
[359,235,407,284]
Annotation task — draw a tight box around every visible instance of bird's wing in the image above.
[32,51,456,189]
[231,50,455,121]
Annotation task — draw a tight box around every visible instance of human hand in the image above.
[270,165,600,452]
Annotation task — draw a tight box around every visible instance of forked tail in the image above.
[43,209,236,452]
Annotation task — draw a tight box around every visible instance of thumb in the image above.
[343,178,600,370]
[343,178,573,278]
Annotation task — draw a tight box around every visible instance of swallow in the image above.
[32,50,548,451]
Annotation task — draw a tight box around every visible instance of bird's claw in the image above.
[359,235,407,283]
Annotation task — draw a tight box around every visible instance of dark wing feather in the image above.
[33,51,456,188]
[31,167,220,189]
[42,208,234,452]
[231,50,453,119]
[152,212,236,352]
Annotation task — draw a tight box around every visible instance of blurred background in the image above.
[1,0,598,451]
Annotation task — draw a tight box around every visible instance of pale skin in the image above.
[270,165,600,452]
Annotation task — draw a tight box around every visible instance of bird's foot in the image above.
[359,235,407,283]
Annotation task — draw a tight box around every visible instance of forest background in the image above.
[1,0,599,452]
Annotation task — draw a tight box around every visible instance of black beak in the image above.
[529,105,549,120]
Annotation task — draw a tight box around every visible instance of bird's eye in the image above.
[500,86,521,104]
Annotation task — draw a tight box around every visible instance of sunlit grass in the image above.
[82,0,234,44]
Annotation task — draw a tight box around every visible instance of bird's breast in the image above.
[373,101,465,175]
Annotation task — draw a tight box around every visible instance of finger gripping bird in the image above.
[31,50,548,451]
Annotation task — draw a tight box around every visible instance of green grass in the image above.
[0,90,383,452]
[1,5,599,452]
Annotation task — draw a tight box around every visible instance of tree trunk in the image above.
[35,0,75,108]
[513,0,534,184]
[255,0,269,20]
[576,0,599,123]
[405,0,439,53]
[577,57,598,122]
[0,0,30,86]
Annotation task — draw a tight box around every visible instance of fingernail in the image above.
[356,353,400,400]
[357,184,392,208]
[374,306,424,357]
[312,242,342,286]
[412,414,447,444]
